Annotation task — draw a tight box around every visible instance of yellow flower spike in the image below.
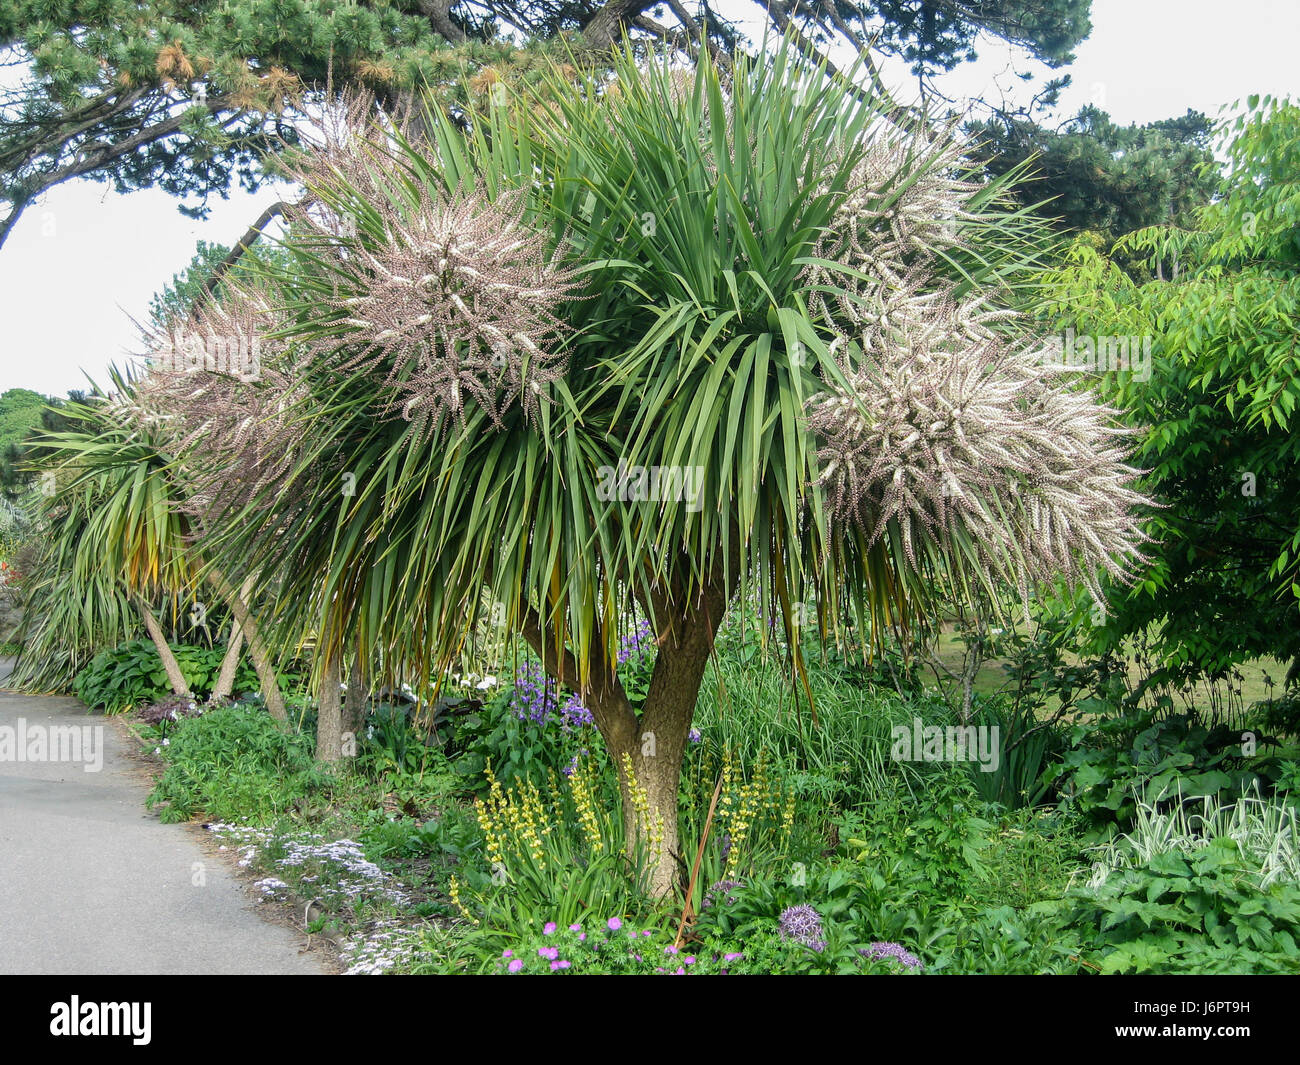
[568,755,604,853]
[448,875,478,925]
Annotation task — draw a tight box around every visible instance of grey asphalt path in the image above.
[0,660,331,974]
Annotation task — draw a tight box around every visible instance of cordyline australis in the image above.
[116,48,1155,903]
[278,92,584,442]
[133,287,311,521]
[805,288,1151,614]
[806,130,1152,616]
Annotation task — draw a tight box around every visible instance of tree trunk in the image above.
[204,569,287,723]
[343,643,369,739]
[133,595,190,697]
[210,619,245,705]
[416,0,467,44]
[609,721,690,898]
[521,565,731,898]
[582,0,652,49]
[316,643,344,763]
[632,568,734,895]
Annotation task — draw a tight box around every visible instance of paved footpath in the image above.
[0,661,330,974]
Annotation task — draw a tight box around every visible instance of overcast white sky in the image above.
[2,0,1297,397]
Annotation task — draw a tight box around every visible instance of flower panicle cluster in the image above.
[803,120,1152,613]
[129,285,314,522]
[781,787,796,841]
[724,750,768,865]
[828,129,981,291]
[708,748,788,876]
[806,293,1151,610]
[616,617,656,665]
[567,754,605,854]
[280,95,586,442]
[511,660,594,732]
[448,874,477,925]
[472,756,616,892]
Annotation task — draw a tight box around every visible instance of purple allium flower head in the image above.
[779,904,826,951]
[860,942,923,970]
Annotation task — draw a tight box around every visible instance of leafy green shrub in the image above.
[1046,710,1281,836]
[1070,840,1300,973]
[1257,694,1300,739]
[840,772,995,893]
[967,695,1065,810]
[360,814,454,864]
[146,704,330,824]
[353,701,446,779]
[1089,788,1300,888]
[75,638,258,712]
[442,683,580,789]
[691,851,1083,975]
[687,772,1088,975]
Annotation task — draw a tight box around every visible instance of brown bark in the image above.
[210,619,245,705]
[582,0,654,50]
[316,643,344,763]
[416,0,468,44]
[627,572,731,896]
[133,595,191,697]
[520,567,731,898]
[343,642,369,738]
[204,568,287,723]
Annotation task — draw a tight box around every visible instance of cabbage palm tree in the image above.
[192,39,1148,895]
[25,382,287,716]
